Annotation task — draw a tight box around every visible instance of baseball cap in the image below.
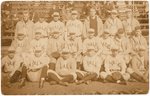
[35,29,43,34]
[103,29,110,34]
[111,45,119,51]
[87,46,96,52]
[34,47,42,53]
[8,46,15,53]
[52,12,60,17]
[71,10,78,15]
[137,46,146,51]
[88,28,95,33]
[108,9,118,14]
[117,28,124,34]
[62,48,70,54]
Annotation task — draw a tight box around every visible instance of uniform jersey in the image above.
[48,21,65,37]
[66,19,83,37]
[34,21,49,37]
[2,55,23,75]
[30,39,47,54]
[47,37,65,55]
[15,20,34,41]
[11,38,29,54]
[83,55,102,74]
[26,54,50,70]
[122,18,140,34]
[55,57,76,76]
[83,37,101,53]
[104,54,126,74]
[99,37,114,54]
[104,17,123,35]
[130,35,148,51]
[113,36,132,54]
[65,38,82,53]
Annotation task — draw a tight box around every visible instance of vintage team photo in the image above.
[1,1,149,95]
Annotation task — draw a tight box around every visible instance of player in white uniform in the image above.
[20,47,50,88]
[2,47,23,87]
[34,13,49,46]
[30,29,47,55]
[66,10,83,39]
[15,11,34,41]
[104,9,123,36]
[122,9,140,36]
[113,28,132,64]
[83,28,102,56]
[130,26,148,53]
[65,31,83,69]
[48,12,65,40]
[11,29,29,56]
[127,46,148,83]
[76,47,102,85]
[100,45,130,85]
[47,30,65,59]
[47,49,77,86]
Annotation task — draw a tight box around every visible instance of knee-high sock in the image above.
[105,75,116,83]
[40,66,48,79]
[131,72,145,82]
[81,73,97,81]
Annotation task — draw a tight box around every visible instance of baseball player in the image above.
[22,47,50,88]
[99,29,115,60]
[113,28,132,64]
[2,47,23,87]
[66,10,83,39]
[104,9,123,36]
[83,8,103,38]
[122,9,140,36]
[100,45,130,85]
[48,12,65,39]
[11,28,30,55]
[15,11,34,41]
[47,49,77,86]
[76,47,102,85]
[30,29,47,55]
[47,30,65,59]
[65,31,83,69]
[127,46,148,83]
[130,26,148,53]
[83,28,102,56]
[34,13,49,44]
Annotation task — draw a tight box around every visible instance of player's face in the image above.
[8,52,15,59]
[62,53,69,59]
[53,34,59,39]
[72,14,77,20]
[17,35,24,40]
[127,12,132,18]
[23,13,29,22]
[103,33,109,39]
[53,16,59,21]
[88,50,95,56]
[35,33,41,40]
[111,13,117,19]
[88,33,94,38]
[117,33,124,38]
[39,17,44,23]
[138,50,145,57]
[90,9,96,17]
[34,52,42,57]
[69,34,76,40]
[112,50,118,57]
[135,30,141,36]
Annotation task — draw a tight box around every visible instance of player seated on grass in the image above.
[18,47,50,88]
[2,47,23,88]
[127,46,148,83]
[100,45,130,85]
[65,31,83,70]
[30,29,47,55]
[11,28,29,56]
[76,47,102,85]
[47,49,77,86]
[47,30,65,60]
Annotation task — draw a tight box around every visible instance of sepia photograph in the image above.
[1,0,149,95]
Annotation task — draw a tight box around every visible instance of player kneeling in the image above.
[127,46,148,83]
[76,47,102,85]
[100,45,130,85]
[47,49,77,86]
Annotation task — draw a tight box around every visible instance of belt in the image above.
[110,69,121,72]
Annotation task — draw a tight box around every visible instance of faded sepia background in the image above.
[1,1,149,95]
